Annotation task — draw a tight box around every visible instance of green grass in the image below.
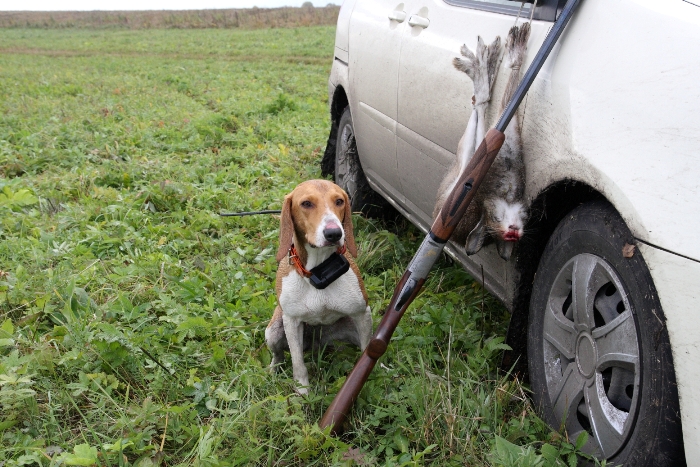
[0,26,603,466]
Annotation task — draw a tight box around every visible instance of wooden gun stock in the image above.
[431,129,505,240]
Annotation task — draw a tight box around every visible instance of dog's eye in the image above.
[335,198,344,207]
[301,200,313,208]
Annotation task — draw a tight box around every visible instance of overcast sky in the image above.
[0,0,333,11]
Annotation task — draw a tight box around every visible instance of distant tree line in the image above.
[0,6,340,29]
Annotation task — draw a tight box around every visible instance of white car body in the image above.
[327,0,700,461]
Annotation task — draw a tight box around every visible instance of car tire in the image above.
[527,201,685,466]
[333,107,390,217]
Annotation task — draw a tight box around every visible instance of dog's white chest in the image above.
[279,271,367,325]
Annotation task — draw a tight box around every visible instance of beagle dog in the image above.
[265,180,372,394]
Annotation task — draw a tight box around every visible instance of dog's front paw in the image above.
[296,385,309,395]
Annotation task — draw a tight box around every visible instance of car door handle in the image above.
[407,14,429,28]
[388,10,406,22]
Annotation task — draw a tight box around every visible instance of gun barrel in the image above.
[496,0,581,132]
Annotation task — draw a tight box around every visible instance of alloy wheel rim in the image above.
[542,253,640,458]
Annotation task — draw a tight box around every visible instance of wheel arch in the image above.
[502,179,606,378]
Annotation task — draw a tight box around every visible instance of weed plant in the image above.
[0,26,607,466]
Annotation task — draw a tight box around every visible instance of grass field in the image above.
[0,25,601,466]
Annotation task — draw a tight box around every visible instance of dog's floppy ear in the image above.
[341,191,358,258]
[276,194,294,263]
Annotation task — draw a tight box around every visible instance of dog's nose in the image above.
[323,226,343,243]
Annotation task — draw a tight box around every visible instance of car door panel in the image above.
[396,123,452,215]
[353,102,406,203]
[348,0,406,200]
[397,122,452,168]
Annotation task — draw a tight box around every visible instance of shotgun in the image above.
[319,0,583,433]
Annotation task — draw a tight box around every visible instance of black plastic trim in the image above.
[443,0,565,22]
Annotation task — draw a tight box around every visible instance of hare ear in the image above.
[341,192,358,258]
[496,239,515,261]
[275,195,294,263]
[466,214,488,256]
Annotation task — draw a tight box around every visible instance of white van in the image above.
[321,1,700,465]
